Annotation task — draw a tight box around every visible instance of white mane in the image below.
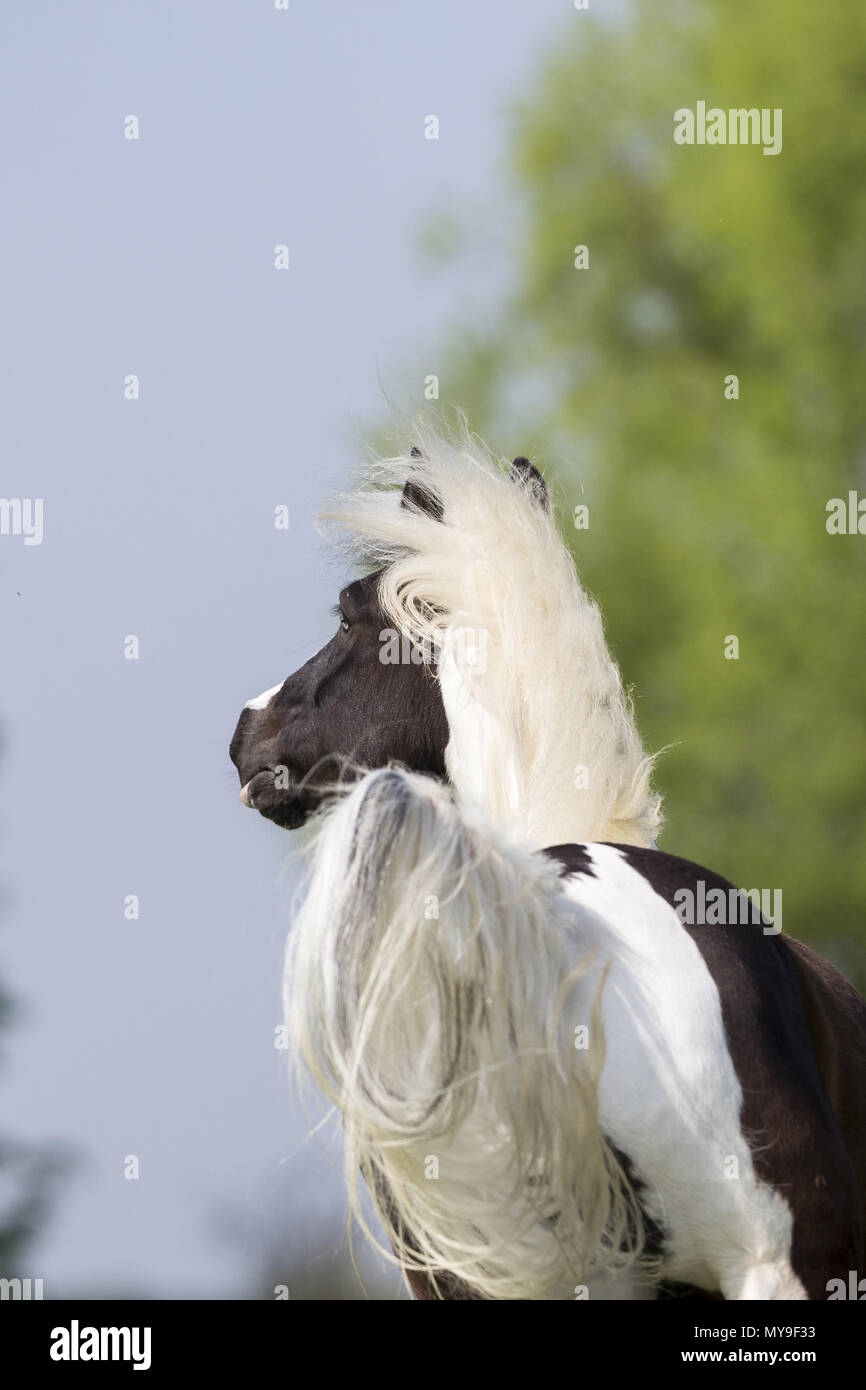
[321,424,661,849]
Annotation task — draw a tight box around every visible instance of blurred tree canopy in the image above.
[397,0,866,981]
[0,741,67,1280]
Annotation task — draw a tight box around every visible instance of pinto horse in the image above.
[230,430,866,1300]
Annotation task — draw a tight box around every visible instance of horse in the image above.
[230,429,866,1300]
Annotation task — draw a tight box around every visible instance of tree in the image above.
[393,0,866,982]
[0,738,68,1280]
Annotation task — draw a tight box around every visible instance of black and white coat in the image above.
[545,841,866,1301]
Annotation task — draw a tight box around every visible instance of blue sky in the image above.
[0,1,576,1295]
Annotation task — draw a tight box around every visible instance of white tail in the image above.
[284,766,643,1299]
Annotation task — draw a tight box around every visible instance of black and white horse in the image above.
[230,430,866,1300]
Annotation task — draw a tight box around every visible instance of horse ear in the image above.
[511,456,548,511]
[402,449,444,521]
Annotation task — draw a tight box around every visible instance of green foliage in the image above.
[401,0,866,980]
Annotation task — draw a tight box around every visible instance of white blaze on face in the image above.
[245,682,283,712]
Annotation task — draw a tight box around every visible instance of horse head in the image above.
[230,458,546,829]
[229,436,658,851]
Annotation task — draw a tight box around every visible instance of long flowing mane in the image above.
[321,423,661,848]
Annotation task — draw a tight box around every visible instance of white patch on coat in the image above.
[563,844,808,1300]
[245,682,282,711]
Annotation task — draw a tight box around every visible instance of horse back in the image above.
[601,842,866,1296]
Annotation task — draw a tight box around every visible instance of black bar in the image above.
[2,1296,860,1376]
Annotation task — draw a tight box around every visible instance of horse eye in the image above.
[331,602,351,632]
